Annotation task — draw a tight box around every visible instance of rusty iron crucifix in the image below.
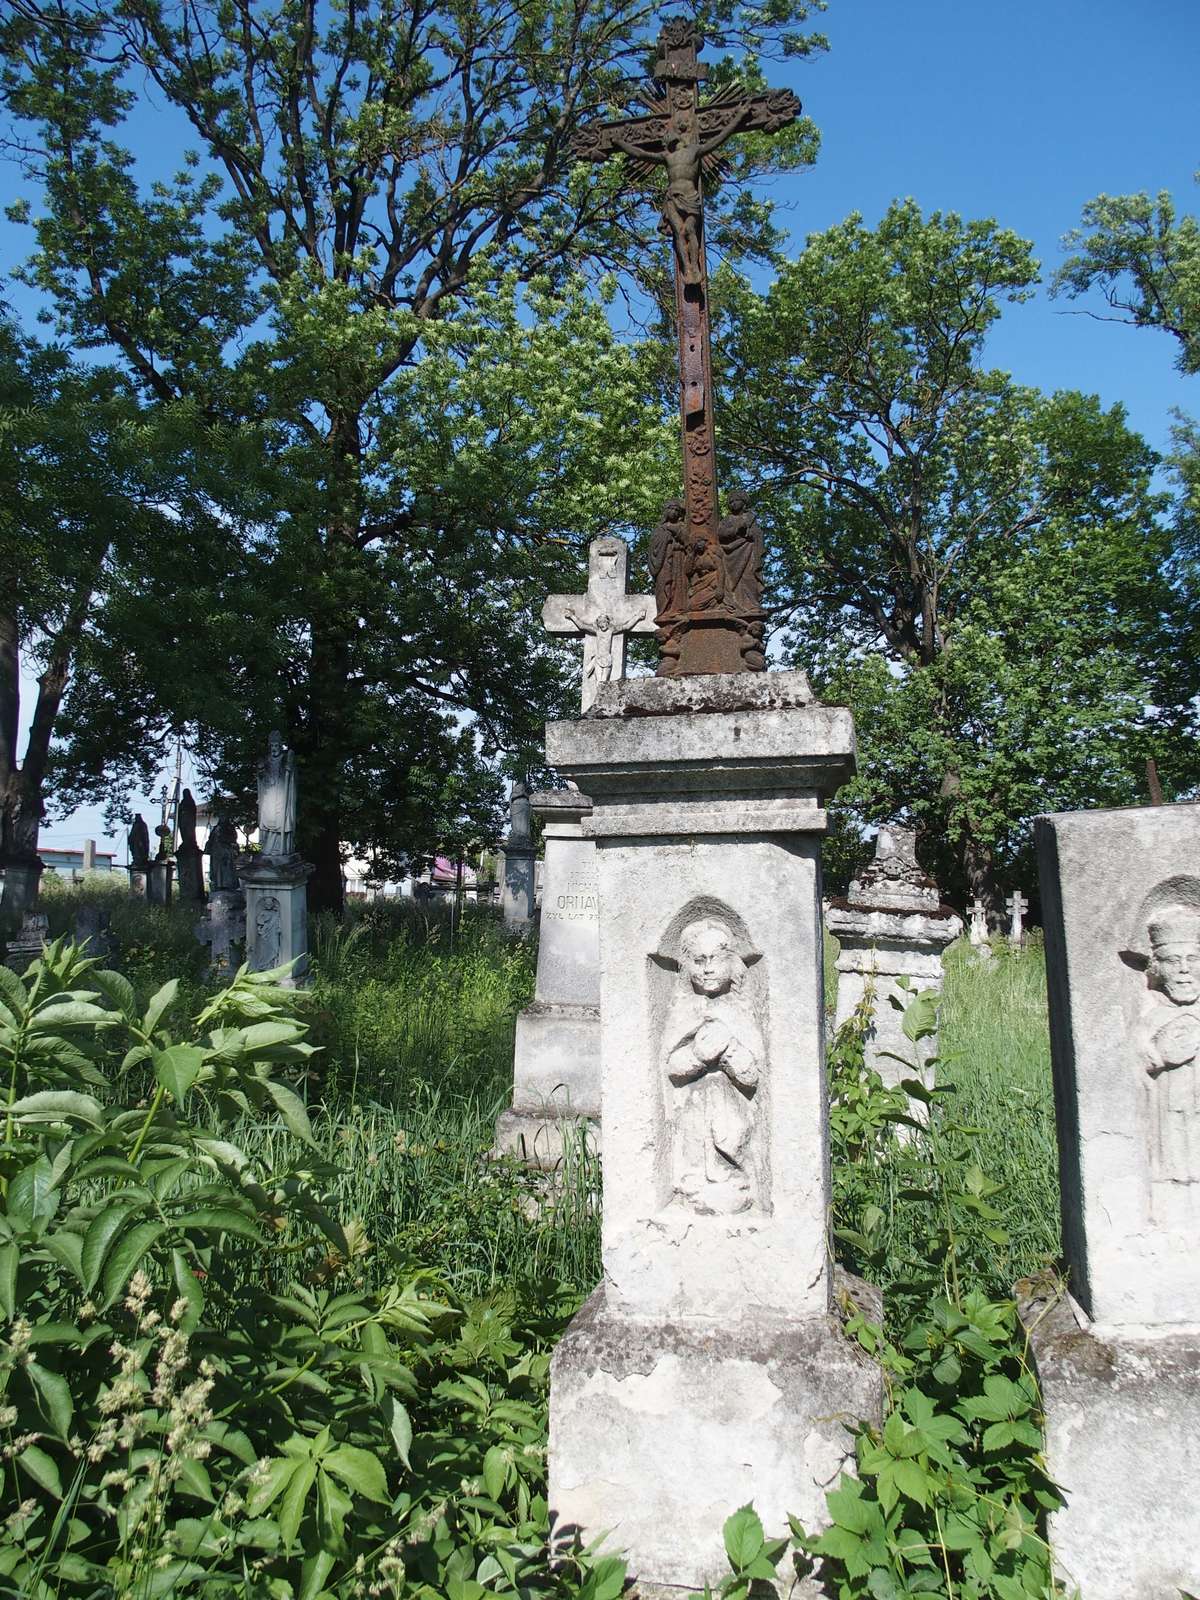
[572,16,800,675]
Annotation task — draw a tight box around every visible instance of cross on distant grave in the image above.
[1007,890,1028,947]
[572,17,800,674]
[543,535,655,711]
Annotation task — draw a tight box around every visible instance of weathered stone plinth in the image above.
[496,789,600,1167]
[826,828,961,1090]
[146,859,174,906]
[500,845,536,932]
[545,672,881,1590]
[550,1288,880,1595]
[1019,1285,1200,1600]
[238,853,313,987]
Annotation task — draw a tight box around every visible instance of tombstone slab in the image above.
[826,827,961,1090]
[1031,802,1200,1596]
[197,888,247,977]
[546,672,881,1590]
[0,857,43,934]
[495,788,600,1166]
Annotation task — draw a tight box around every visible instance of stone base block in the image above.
[549,1287,882,1594]
[493,1109,599,1169]
[1020,1286,1200,1599]
[511,1001,599,1109]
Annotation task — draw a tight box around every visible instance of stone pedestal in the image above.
[146,859,174,906]
[1032,803,1200,1595]
[545,672,882,1592]
[826,828,961,1090]
[197,888,247,977]
[1019,1286,1200,1600]
[495,788,600,1166]
[74,906,115,960]
[500,845,536,932]
[176,840,206,904]
[239,854,313,987]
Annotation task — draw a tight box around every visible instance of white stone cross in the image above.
[1007,889,1027,947]
[968,897,989,946]
[543,535,656,711]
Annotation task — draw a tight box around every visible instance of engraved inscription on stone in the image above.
[544,875,599,924]
[1122,875,1200,1222]
[652,908,766,1216]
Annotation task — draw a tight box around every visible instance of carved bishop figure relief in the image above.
[1121,875,1200,1223]
[651,903,767,1216]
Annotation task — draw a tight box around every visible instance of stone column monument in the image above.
[239,732,313,987]
[126,814,152,899]
[499,780,536,932]
[496,537,656,1164]
[548,26,881,1587]
[496,785,600,1164]
[175,788,206,904]
[146,824,174,906]
[826,826,962,1089]
[199,809,246,974]
[1027,803,1200,1599]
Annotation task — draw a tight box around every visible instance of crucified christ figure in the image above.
[603,107,741,289]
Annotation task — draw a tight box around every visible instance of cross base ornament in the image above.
[572,17,800,677]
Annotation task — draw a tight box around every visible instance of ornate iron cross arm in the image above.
[570,17,800,676]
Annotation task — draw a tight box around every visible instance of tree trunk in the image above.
[961,832,1000,924]
[307,815,345,916]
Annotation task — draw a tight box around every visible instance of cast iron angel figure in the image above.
[572,17,799,675]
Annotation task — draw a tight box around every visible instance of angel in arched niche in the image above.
[661,917,764,1215]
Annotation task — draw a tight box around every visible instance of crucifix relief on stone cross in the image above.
[543,535,656,711]
[572,17,800,678]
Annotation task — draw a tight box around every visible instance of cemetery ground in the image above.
[0,878,1066,1600]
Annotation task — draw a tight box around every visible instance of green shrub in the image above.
[0,940,612,1599]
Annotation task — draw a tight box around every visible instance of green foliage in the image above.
[1053,176,1200,374]
[795,979,1063,1598]
[722,201,1196,900]
[0,0,825,898]
[0,939,612,1597]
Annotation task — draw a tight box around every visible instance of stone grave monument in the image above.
[826,826,962,1090]
[1026,803,1200,1599]
[548,23,882,1590]
[146,823,174,906]
[74,905,115,961]
[239,732,313,986]
[199,809,245,974]
[126,813,152,897]
[967,896,991,958]
[499,780,536,932]
[5,910,48,974]
[175,788,206,904]
[1007,888,1027,948]
[496,536,655,1164]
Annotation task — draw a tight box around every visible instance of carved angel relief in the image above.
[1120,876,1200,1217]
[652,909,766,1215]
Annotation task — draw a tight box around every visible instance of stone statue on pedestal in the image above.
[258,731,297,858]
[205,813,240,892]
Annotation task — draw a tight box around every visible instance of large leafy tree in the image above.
[0,0,826,907]
[720,202,1196,906]
[0,313,240,923]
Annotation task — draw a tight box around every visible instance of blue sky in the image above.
[5,0,1196,857]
